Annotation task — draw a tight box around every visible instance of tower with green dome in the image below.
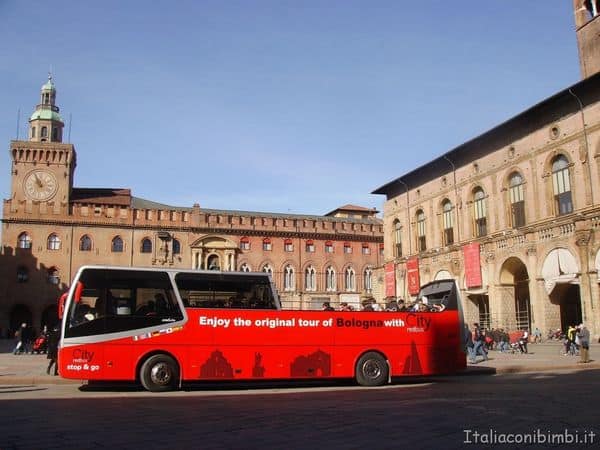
[28,74,64,143]
[9,75,76,212]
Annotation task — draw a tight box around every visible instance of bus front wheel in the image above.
[140,354,179,392]
[355,352,388,386]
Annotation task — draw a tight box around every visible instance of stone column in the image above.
[526,246,544,332]
[575,226,595,336]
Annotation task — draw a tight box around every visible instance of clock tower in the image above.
[9,75,76,213]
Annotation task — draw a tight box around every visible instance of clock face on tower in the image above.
[23,169,58,201]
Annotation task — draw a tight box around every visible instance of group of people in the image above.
[466,322,592,364]
[563,323,591,363]
[12,322,60,376]
[466,324,531,363]
[321,296,446,313]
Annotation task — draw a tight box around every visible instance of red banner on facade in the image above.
[384,262,396,297]
[463,242,482,288]
[406,257,420,295]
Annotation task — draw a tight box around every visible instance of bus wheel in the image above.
[140,354,179,392]
[355,352,388,387]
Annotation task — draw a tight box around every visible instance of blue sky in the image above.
[0,1,580,216]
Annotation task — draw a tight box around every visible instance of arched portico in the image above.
[498,257,531,331]
[542,248,582,331]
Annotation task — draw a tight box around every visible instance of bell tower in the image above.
[8,75,76,213]
[574,0,600,79]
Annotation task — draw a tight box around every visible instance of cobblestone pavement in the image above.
[0,367,598,449]
[0,340,599,448]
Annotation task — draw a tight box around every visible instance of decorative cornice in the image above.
[1,218,383,243]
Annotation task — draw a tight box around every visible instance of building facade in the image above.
[1,78,383,334]
[373,1,600,339]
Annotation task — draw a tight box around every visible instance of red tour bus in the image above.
[58,265,466,391]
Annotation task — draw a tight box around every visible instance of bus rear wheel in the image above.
[355,352,388,386]
[140,354,179,392]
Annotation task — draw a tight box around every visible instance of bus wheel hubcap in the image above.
[151,363,172,385]
[363,360,381,379]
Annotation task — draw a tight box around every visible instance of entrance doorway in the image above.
[549,284,582,331]
[468,294,490,329]
[500,257,531,331]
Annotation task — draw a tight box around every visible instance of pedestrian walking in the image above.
[46,324,60,375]
[577,323,590,364]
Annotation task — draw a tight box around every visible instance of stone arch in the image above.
[190,235,238,270]
[434,269,452,280]
[498,256,531,331]
[542,247,582,330]
[541,247,579,294]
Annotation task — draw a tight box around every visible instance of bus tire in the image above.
[355,352,388,387]
[140,354,179,392]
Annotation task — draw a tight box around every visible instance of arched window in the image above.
[284,265,295,291]
[111,236,124,253]
[141,238,152,253]
[240,236,250,250]
[416,210,426,252]
[31,127,36,138]
[585,0,599,18]
[393,219,402,257]
[172,238,181,255]
[207,254,220,270]
[262,264,273,274]
[18,232,32,249]
[52,128,58,141]
[552,155,573,215]
[305,265,316,291]
[325,266,336,292]
[345,267,356,292]
[364,267,373,293]
[17,266,29,283]
[47,233,61,250]
[41,126,48,138]
[47,267,60,285]
[79,235,92,251]
[442,199,454,245]
[473,187,487,237]
[509,172,526,228]
[240,262,251,272]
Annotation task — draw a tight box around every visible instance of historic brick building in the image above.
[373,1,600,339]
[1,78,383,333]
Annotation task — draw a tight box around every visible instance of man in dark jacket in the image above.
[46,325,60,375]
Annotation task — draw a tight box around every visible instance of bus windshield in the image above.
[64,268,183,338]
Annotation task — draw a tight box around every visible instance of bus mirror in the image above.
[74,281,84,304]
[57,293,67,320]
